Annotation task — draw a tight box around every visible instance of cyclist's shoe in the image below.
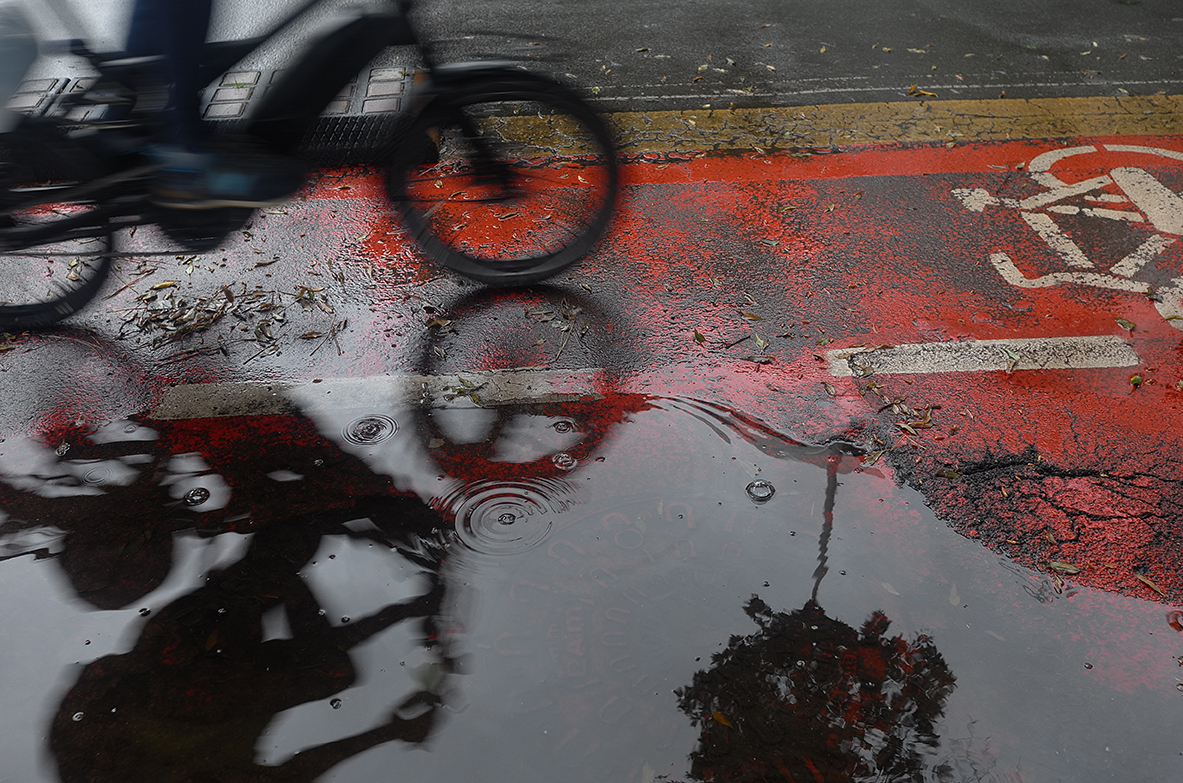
[149,144,304,210]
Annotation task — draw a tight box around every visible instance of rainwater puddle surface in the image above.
[0,395,1180,782]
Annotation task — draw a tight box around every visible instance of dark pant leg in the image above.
[125,0,213,149]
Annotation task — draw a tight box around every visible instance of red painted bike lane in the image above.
[25,135,1183,606]
[573,138,1183,606]
[6,133,1183,781]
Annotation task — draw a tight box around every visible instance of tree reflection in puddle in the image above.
[675,457,956,783]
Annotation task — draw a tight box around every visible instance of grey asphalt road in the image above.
[21,0,1183,110]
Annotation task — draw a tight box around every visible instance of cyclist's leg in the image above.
[130,0,303,209]
[125,0,211,150]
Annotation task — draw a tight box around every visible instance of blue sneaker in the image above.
[150,144,304,210]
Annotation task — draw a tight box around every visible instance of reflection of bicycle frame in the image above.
[0,0,618,329]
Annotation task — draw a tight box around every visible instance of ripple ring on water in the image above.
[342,414,399,445]
[445,480,573,556]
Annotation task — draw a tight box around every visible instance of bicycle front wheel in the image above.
[0,120,114,331]
[388,70,618,287]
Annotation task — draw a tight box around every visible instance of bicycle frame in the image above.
[1,0,431,250]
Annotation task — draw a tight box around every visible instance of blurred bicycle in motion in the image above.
[0,0,618,330]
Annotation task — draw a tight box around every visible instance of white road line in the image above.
[827,336,1139,377]
[151,368,607,420]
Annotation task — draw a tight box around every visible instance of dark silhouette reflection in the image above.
[49,505,449,782]
[0,410,409,610]
[675,457,957,782]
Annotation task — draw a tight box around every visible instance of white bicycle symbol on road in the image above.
[954,144,1183,328]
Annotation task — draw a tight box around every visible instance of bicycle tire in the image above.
[387,70,618,287]
[0,120,114,331]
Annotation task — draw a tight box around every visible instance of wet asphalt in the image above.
[3,2,1183,782]
[26,0,1183,107]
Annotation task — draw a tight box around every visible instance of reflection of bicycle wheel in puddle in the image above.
[953,144,1183,327]
[409,286,647,556]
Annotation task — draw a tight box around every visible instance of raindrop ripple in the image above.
[342,414,399,445]
[444,479,576,556]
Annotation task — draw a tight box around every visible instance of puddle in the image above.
[0,394,1180,782]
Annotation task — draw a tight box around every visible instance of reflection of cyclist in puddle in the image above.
[0,408,411,609]
[50,512,447,782]
[0,387,453,779]
[674,457,957,782]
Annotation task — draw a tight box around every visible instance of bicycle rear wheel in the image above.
[388,70,618,287]
[0,121,114,331]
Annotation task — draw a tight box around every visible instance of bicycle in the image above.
[0,0,619,330]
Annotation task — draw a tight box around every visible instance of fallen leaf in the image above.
[753,331,769,350]
[1116,317,1135,331]
[1049,561,1082,574]
[712,711,733,727]
[1136,574,1166,596]
[693,329,706,345]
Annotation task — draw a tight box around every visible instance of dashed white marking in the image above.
[151,368,607,420]
[827,336,1139,377]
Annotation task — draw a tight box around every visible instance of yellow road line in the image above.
[604,95,1183,153]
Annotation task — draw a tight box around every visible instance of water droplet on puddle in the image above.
[552,452,577,471]
[1084,662,1093,669]
[445,480,573,555]
[123,423,138,434]
[183,487,211,506]
[139,608,150,617]
[342,415,398,445]
[746,479,775,502]
[553,420,574,433]
[72,712,84,722]
[330,698,343,709]
[340,616,351,624]
[55,442,70,457]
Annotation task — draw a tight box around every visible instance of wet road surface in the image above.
[4,124,1183,779]
[4,3,1183,781]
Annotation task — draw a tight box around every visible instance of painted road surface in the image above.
[3,96,1183,781]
